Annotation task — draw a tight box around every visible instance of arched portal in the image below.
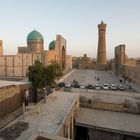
[62,46,66,69]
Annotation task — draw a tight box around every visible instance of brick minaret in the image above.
[97,21,107,65]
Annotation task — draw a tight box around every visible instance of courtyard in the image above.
[62,70,140,93]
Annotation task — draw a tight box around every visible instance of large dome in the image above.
[49,40,56,50]
[27,30,44,41]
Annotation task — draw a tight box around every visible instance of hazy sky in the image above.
[0,0,140,59]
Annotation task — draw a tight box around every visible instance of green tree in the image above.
[28,60,47,88]
[28,60,63,87]
[45,64,55,86]
[46,61,62,85]
[51,61,63,78]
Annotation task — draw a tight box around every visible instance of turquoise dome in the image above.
[27,30,44,41]
[49,40,55,50]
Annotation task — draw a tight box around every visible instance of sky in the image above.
[0,0,140,59]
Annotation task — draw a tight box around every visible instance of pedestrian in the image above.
[24,89,29,106]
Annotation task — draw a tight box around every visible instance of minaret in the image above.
[97,21,107,65]
[0,40,3,56]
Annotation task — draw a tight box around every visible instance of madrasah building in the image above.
[0,30,72,77]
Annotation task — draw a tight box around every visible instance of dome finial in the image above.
[101,20,104,24]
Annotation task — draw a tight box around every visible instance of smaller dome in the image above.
[27,30,44,41]
[49,40,56,50]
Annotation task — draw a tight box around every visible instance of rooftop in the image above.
[0,80,28,87]
[0,92,79,140]
[70,88,140,104]
[27,30,44,41]
[49,40,55,50]
[76,107,140,137]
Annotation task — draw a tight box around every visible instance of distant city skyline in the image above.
[0,0,140,59]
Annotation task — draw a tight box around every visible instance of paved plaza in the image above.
[62,70,140,93]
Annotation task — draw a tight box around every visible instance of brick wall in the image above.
[0,84,28,117]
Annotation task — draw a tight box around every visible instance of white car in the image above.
[65,82,71,88]
[95,84,100,90]
[103,84,109,90]
[110,84,117,90]
[118,84,125,90]
[80,83,85,89]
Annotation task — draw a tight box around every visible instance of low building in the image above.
[76,107,140,140]
[72,54,96,69]
[0,92,80,140]
[1,89,140,140]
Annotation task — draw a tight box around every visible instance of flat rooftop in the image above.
[76,107,140,137]
[0,92,79,140]
[70,89,140,105]
[0,80,28,87]
[25,92,78,134]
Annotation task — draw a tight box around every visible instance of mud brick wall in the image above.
[0,84,28,117]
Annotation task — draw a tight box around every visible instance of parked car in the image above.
[73,81,80,88]
[118,84,125,90]
[58,82,65,87]
[103,84,109,90]
[74,83,80,88]
[86,84,94,89]
[71,82,75,87]
[95,84,100,90]
[65,82,71,88]
[80,83,85,89]
[110,84,117,90]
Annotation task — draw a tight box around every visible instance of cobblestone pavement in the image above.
[63,69,140,93]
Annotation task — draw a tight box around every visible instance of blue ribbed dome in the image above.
[27,30,44,41]
[49,40,55,50]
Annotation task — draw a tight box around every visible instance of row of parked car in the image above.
[58,82,125,91]
[102,84,125,90]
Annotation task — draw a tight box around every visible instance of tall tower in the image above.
[0,40,3,56]
[97,21,107,65]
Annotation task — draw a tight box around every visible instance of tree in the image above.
[51,61,63,78]
[46,61,62,85]
[45,64,55,86]
[28,60,63,103]
[28,60,63,87]
[28,60,47,88]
